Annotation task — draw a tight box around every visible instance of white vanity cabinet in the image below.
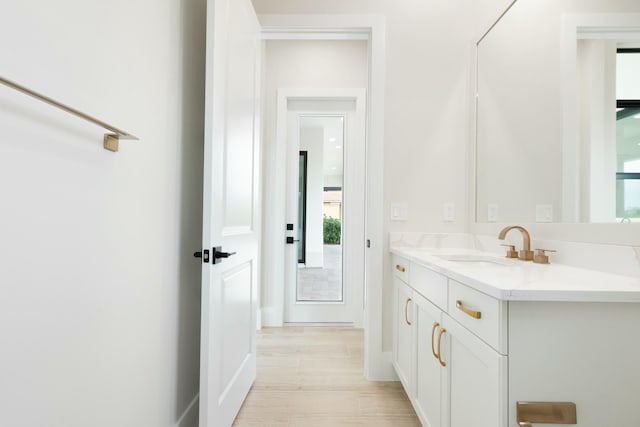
[441,313,507,427]
[443,279,508,427]
[391,250,640,427]
[393,255,507,427]
[413,291,444,427]
[393,253,446,426]
[507,301,640,426]
[393,274,414,393]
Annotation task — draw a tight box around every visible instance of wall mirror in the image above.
[475,0,640,224]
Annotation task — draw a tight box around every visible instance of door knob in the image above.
[212,246,236,264]
[286,236,300,244]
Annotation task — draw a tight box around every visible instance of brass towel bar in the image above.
[0,74,138,152]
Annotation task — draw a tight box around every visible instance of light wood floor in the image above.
[233,326,420,427]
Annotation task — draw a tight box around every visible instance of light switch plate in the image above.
[390,202,408,221]
[536,204,553,222]
[443,203,455,222]
[487,204,498,222]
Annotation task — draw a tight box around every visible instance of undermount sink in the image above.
[434,253,517,267]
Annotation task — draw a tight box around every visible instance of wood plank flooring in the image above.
[233,326,420,427]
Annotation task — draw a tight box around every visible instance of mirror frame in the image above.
[469,3,640,245]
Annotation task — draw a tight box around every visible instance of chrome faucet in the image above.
[498,225,534,261]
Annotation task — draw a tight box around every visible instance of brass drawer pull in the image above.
[404,297,412,325]
[456,300,482,319]
[431,322,440,359]
[396,264,406,273]
[516,401,577,426]
[437,327,446,367]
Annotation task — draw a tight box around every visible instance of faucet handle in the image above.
[533,248,556,264]
[500,244,518,258]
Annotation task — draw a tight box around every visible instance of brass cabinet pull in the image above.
[456,300,482,319]
[396,264,406,273]
[404,297,412,325]
[436,327,447,367]
[431,322,440,359]
[516,401,577,425]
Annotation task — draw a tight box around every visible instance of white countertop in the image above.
[391,246,640,302]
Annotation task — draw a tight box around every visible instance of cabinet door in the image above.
[442,314,507,427]
[414,292,444,427]
[393,277,414,393]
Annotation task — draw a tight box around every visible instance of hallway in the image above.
[233,326,419,426]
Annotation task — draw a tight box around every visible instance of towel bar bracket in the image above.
[104,134,119,152]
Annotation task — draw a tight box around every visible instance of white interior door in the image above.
[283,94,366,325]
[199,0,260,426]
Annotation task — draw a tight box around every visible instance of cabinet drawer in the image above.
[410,263,448,311]
[448,280,507,354]
[393,255,410,283]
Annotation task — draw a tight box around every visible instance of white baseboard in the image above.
[381,351,399,380]
[260,306,283,327]
[174,393,199,427]
[367,351,398,381]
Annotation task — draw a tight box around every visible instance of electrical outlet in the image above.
[443,203,455,222]
[390,202,408,221]
[536,204,553,222]
[487,204,498,222]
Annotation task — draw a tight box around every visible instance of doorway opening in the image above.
[259,15,389,380]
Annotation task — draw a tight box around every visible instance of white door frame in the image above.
[281,92,365,326]
[259,15,392,380]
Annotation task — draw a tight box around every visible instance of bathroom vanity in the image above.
[391,243,640,427]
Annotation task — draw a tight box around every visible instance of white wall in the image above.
[0,1,205,426]
[300,126,325,267]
